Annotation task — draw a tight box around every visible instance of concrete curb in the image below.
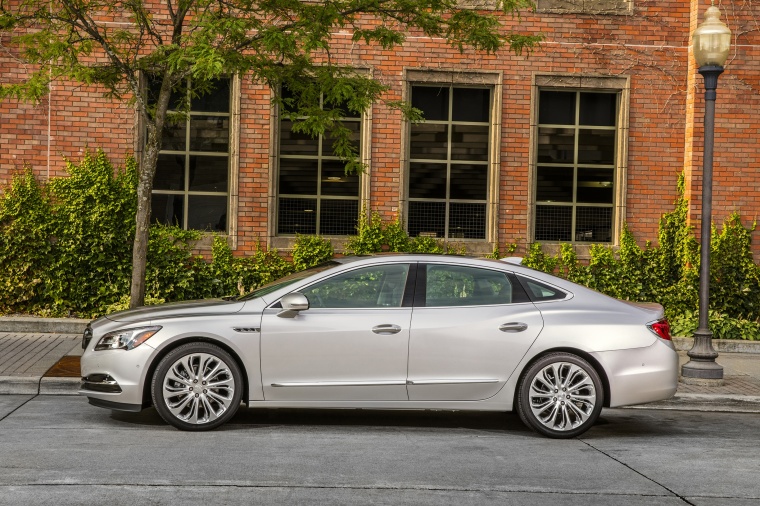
[0,376,80,396]
[672,337,760,353]
[0,317,89,334]
[625,393,760,413]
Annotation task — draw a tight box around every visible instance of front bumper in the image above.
[592,338,679,408]
[78,341,156,410]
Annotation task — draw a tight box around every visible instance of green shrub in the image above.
[292,234,334,270]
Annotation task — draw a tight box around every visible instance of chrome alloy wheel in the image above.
[162,352,236,425]
[528,362,596,432]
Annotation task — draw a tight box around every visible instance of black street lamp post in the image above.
[681,2,732,384]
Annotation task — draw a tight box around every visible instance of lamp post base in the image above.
[681,330,724,385]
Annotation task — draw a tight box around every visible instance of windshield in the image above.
[237,261,341,301]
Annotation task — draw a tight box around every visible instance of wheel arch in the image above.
[142,336,250,407]
[514,347,612,408]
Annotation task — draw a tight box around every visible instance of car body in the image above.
[79,254,678,437]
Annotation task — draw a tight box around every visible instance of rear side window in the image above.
[517,276,567,302]
[423,264,515,307]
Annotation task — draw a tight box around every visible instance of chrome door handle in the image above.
[499,322,528,333]
[372,324,402,335]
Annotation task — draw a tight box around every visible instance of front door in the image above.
[407,263,544,401]
[260,262,413,401]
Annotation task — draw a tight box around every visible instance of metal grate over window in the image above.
[276,87,361,236]
[407,86,490,240]
[534,90,617,243]
[150,78,230,232]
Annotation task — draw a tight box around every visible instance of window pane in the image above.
[450,164,487,200]
[449,202,486,239]
[278,197,317,235]
[189,116,229,152]
[188,156,228,192]
[279,159,318,195]
[324,96,361,119]
[578,129,615,165]
[534,205,572,241]
[577,168,614,204]
[154,154,185,191]
[190,79,230,113]
[280,120,319,155]
[408,163,447,199]
[161,121,186,151]
[452,88,490,122]
[408,201,445,238]
[410,123,448,160]
[579,93,616,126]
[575,206,613,243]
[450,125,489,161]
[536,166,573,202]
[412,86,449,121]
[537,127,575,163]
[426,265,512,307]
[518,276,567,302]
[539,91,576,125]
[151,194,184,227]
[187,195,227,231]
[303,264,410,308]
[323,121,361,156]
[319,199,359,235]
[320,161,359,197]
[148,77,184,110]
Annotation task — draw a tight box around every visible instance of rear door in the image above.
[407,263,544,401]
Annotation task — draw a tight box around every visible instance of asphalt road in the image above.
[0,395,758,506]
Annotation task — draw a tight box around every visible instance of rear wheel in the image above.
[152,342,243,431]
[516,353,603,438]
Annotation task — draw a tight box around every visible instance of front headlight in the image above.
[94,326,162,351]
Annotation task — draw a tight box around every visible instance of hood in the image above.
[105,298,246,323]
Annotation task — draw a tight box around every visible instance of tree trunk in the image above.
[129,76,173,308]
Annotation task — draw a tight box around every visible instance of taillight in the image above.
[648,319,671,341]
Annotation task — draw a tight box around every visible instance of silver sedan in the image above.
[79,254,678,438]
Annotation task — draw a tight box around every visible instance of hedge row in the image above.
[1,152,758,339]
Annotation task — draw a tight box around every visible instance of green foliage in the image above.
[523,174,760,340]
[344,211,387,255]
[292,234,334,271]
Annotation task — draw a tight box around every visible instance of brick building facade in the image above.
[2,0,759,256]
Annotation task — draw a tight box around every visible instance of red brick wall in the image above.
[3,0,758,256]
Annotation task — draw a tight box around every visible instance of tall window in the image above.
[150,78,231,232]
[407,85,491,240]
[276,89,361,236]
[534,90,618,243]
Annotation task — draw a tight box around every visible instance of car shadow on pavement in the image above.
[110,404,535,434]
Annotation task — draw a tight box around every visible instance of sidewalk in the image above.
[0,318,758,413]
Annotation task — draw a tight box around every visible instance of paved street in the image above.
[1,395,758,505]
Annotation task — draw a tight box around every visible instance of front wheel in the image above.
[516,353,603,439]
[152,342,243,431]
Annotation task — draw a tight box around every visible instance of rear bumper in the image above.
[592,339,679,408]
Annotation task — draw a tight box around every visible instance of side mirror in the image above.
[277,292,310,318]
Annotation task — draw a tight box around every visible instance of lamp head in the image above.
[693,4,732,68]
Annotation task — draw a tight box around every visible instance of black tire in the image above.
[151,342,243,431]
[516,352,603,439]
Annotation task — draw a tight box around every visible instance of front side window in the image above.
[277,88,361,236]
[150,78,231,231]
[534,90,618,243]
[301,264,410,308]
[424,264,513,307]
[407,85,491,240]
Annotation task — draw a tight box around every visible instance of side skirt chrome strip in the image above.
[271,380,407,387]
[406,379,500,385]
[270,379,501,387]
